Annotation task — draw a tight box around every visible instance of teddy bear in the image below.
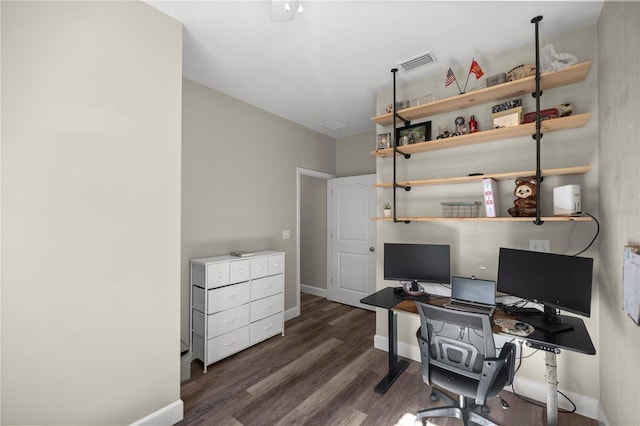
[508,176,538,217]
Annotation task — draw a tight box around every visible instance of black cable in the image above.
[558,390,577,414]
[573,211,599,256]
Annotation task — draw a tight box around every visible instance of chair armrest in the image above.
[475,342,517,405]
[416,328,431,385]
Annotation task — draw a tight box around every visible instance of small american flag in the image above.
[445,67,456,87]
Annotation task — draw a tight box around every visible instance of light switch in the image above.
[282,230,290,240]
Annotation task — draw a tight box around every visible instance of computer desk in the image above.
[360,286,596,426]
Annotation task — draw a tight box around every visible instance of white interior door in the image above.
[328,174,376,310]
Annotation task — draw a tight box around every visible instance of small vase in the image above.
[383,209,392,218]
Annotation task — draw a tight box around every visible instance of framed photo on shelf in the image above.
[395,121,431,146]
[376,133,391,150]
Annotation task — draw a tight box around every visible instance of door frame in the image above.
[295,167,335,319]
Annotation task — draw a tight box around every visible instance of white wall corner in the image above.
[372,335,602,422]
[130,400,184,426]
[285,305,300,322]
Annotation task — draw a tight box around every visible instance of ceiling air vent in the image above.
[397,51,437,72]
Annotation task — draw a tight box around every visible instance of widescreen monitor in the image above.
[497,247,593,332]
[384,243,451,286]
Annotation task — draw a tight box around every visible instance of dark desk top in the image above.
[360,286,596,356]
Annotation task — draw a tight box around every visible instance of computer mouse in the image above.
[514,322,528,330]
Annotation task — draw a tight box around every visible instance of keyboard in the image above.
[445,300,495,315]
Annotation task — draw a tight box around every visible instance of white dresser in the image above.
[190,250,285,372]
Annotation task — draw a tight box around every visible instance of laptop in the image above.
[444,276,496,316]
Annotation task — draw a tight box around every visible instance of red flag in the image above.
[469,59,484,79]
[445,68,456,87]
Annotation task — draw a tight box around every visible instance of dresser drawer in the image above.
[250,293,284,322]
[193,281,250,314]
[250,312,283,345]
[251,274,283,301]
[230,259,250,284]
[206,262,229,288]
[269,254,285,275]
[192,304,250,338]
[250,256,269,279]
[193,326,250,365]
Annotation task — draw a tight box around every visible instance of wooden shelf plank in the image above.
[373,166,591,188]
[371,113,591,158]
[372,61,592,126]
[371,216,593,222]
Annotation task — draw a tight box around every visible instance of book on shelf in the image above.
[482,178,500,218]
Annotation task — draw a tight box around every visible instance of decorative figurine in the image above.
[455,116,468,135]
[508,176,538,217]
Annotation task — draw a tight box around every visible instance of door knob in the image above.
[369,247,375,252]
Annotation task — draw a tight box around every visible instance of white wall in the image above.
[597,2,640,424]
[181,78,335,342]
[336,131,377,177]
[1,1,182,424]
[374,24,601,408]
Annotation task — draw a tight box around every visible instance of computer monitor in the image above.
[497,247,593,333]
[384,243,451,288]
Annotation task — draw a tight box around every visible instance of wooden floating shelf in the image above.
[374,166,591,188]
[371,216,593,222]
[371,113,591,158]
[372,61,592,126]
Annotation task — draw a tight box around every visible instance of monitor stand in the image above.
[519,305,574,333]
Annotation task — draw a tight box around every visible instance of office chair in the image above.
[415,302,516,426]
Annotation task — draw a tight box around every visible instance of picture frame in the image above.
[395,121,431,146]
[376,133,391,150]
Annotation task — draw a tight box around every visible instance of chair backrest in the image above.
[416,302,496,381]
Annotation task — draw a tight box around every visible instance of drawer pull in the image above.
[259,265,264,270]
[224,339,237,347]
[263,305,272,310]
[263,324,273,330]
[274,263,280,268]
[224,317,237,324]
[225,294,237,300]
[217,272,223,278]
[238,268,244,274]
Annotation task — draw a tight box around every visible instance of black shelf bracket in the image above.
[531,15,544,226]
[395,113,411,128]
[393,183,412,192]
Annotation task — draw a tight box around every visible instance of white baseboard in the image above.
[373,334,604,422]
[130,399,183,426]
[300,284,327,298]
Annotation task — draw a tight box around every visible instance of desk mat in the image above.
[494,318,535,336]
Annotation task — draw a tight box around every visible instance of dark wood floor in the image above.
[179,293,597,425]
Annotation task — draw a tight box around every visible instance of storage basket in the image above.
[440,201,481,218]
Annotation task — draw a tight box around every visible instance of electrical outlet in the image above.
[282,229,290,240]
[529,239,550,252]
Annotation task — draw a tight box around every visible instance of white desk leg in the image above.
[545,351,558,426]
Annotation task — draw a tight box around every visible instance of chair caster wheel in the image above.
[430,391,438,402]
[481,404,490,414]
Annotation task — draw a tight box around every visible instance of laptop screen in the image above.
[451,276,496,305]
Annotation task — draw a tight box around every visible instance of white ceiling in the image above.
[147,1,603,139]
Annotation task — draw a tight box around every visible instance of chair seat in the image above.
[431,364,509,401]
